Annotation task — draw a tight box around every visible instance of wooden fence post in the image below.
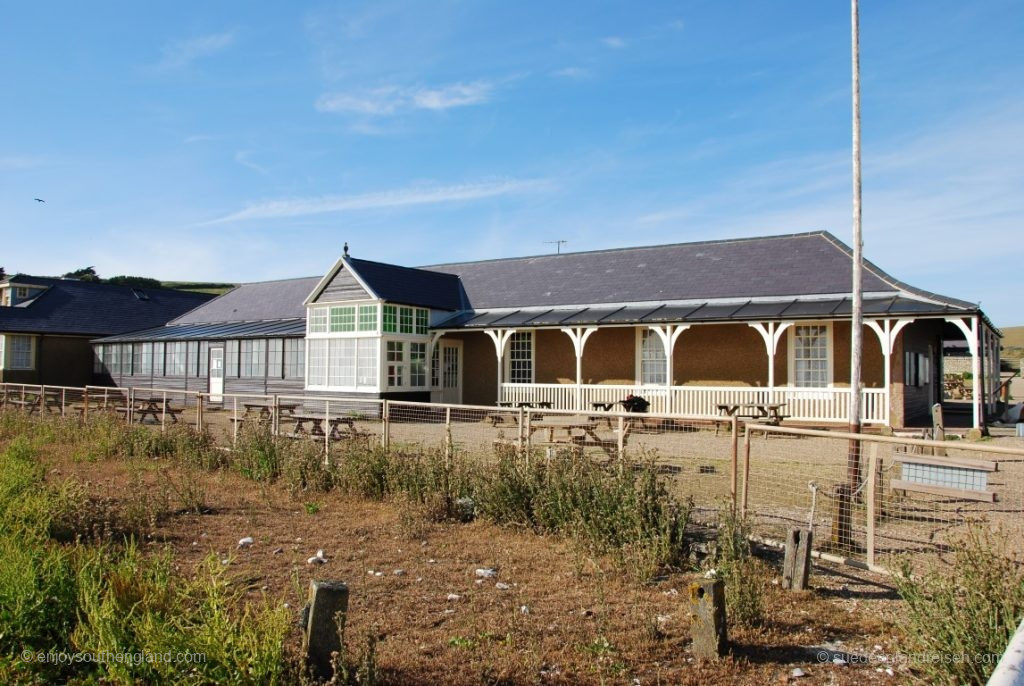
[444,406,453,466]
[688,579,727,660]
[324,400,330,458]
[516,406,525,452]
[830,484,853,550]
[196,392,204,432]
[730,415,739,509]
[83,387,89,422]
[381,400,390,451]
[782,528,813,590]
[303,580,349,681]
[865,443,879,568]
[740,427,752,515]
[617,415,625,460]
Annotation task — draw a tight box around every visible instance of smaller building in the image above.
[0,275,214,387]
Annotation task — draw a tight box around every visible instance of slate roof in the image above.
[0,278,215,337]
[346,257,465,311]
[171,277,321,325]
[96,318,307,343]
[423,231,976,311]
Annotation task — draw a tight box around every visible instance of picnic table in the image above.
[497,401,552,409]
[4,390,62,414]
[117,396,183,424]
[527,415,621,456]
[287,413,359,441]
[239,401,300,422]
[716,402,789,425]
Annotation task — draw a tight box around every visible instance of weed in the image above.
[303,501,321,515]
[895,524,1024,685]
[708,507,764,627]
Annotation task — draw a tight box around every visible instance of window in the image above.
[415,309,429,335]
[792,325,830,387]
[506,332,533,384]
[328,339,356,387]
[123,344,134,375]
[168,342,187,376]
[92,344,102,374]
[357,339,377,387]
[8,335,34,370]
[387,341,404,387]
[198,341,210,377]
[153,342,165,376]
[268,339,283,378]
[358,305,377,332]
[15,287,28,299]
[137,343,153,375]
[109,344,122,376]
[307,339,327,386]
[330,306,356,332]
[224,340,238,378]
[410,342,427,387]
[904,351,929,387]
[640,329,667,385]
[431,345,440,387]
[240,339,266,378]
[399,307,414,334]
[284,339,305,379]
[187,341,199,376]
[133,343,145,376]
[382,305,397,333]
[309,307,328,334]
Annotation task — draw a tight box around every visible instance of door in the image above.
[439,340,463,405]
[208,346,224,402]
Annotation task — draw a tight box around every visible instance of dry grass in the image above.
[19,428,909,685]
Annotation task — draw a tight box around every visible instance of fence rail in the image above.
[1,381,1020,574]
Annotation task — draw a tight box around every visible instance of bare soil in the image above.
[43,449,910,685]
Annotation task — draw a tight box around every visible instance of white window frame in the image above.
[0,335,5,370]
[787,322,834,388]
[635,327,668,385]
[503,331,535,384]
[7,334,36,370]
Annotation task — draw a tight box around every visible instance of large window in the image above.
[224,340,238,378]
[386,341,404,387]
[792,325,830,387]
[415,309,429,335]
[307,340,327,386]
[505,332,533,384]
[198,341,210,377]
[268,339,283,378]
[358,305,377,332]
[187,342,199,377]
[133,343,146,376]
[410,342,427,387]
[382,305,397,333]
[328,339,356,387]
[330,306,356,333]
[399,307,414,334]
[167,342,187,376]
[8,335,34,370]
[309,308,328,334]
[356,339,377,386]
[284,339,305,379]
[109,344,122,376]
[240,339,267,378]
[640,329,667,385]
[137,343,153,375]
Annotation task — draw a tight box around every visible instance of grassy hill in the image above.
[1001,326,1024,369]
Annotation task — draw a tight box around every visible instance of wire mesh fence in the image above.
[3,381,1023,574]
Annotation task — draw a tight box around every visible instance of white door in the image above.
[439,340,463,405]
[209,346,224,402]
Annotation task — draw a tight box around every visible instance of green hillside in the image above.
[160,281,235,296]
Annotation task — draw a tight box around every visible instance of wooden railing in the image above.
[499,383,888,424]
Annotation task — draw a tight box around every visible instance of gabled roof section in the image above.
[305,254,464,311]
[173,277,321,325]
[421,231,976,311]
[1,274,56,288]
[0,278,215,337]
[94,318,307,343]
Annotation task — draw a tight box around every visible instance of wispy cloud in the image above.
[183,134,219,144]
[204,178,550,224]
[155,31,235,71]
[0,155,52,171]
[601,36,626,49]
[234,150,269,175]
[316,80,494,116]
[551,67,592,80]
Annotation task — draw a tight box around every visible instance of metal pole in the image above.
[741,427,752,515]
[848,0,864,487]
[324,400,330,459]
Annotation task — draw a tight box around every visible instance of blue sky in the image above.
[1,1,1021,325]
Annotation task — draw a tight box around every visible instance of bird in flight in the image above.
[34,198,45,203]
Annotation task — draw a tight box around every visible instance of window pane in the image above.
[92,344,102,374]
[507,332,533,384]
[793,325,828,387]
[430,345,440,387]
[410,342,426,386]
[357,339,377,387]
[399,307,413,334]
[387,341,404,387]
[309,307,328,333]
[10,335,34,370]
[358,305,377,332]
[138,343,153,375]
[640,329,666,385]
[240,340,266,378]
[268,339,283,379]
[285,339,305,379]
[382,305,397,333]
[224,340,237,378]
[328,339,356,387]
[154,342,166,376]
[415,309,429,335]
[307,339,327,386]
[198,341,210,377]
[330,306,356,332]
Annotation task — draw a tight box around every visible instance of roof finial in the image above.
[343,242,349,257]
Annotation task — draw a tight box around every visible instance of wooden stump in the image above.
[782,528,813,590]
[830,484,853,550]
[688,579,727,660]
[303,580,349,681]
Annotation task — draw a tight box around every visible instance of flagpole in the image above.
[848,0,864,487]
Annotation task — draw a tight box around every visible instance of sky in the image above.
[1,1,1021,325]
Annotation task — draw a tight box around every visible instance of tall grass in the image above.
[895,525,1024,686]
[0,436,291,684]
[707,508,765,627]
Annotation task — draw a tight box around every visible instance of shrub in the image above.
[708,508,765,627]
[895,525,1024,686]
